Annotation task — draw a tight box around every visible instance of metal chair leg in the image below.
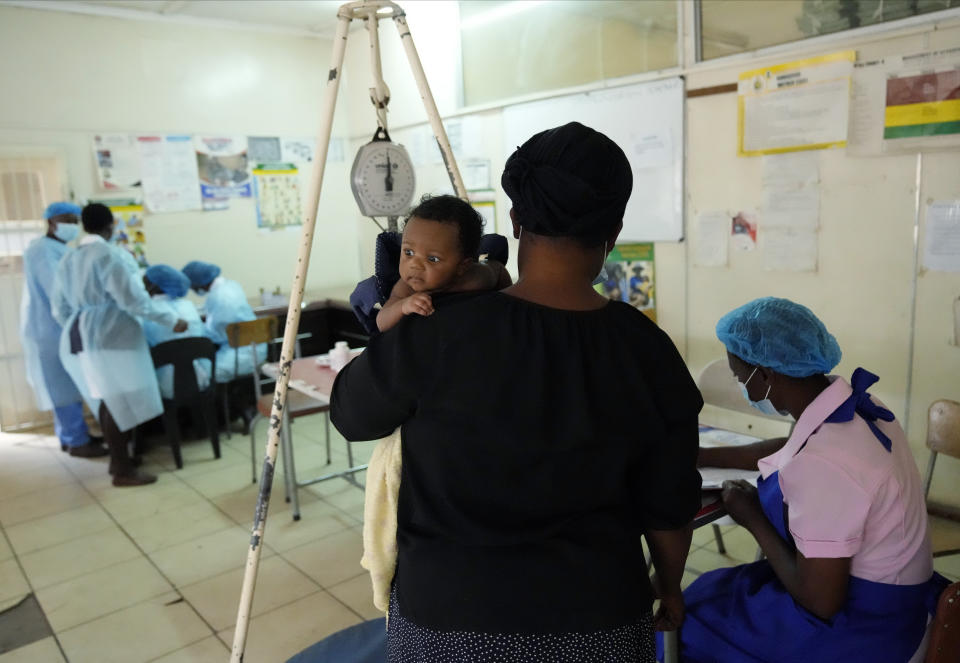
[324,411,331,465]
[712,524,726,555]
[281,408,301,521]
[222,389,232,440]
[248,413,262,483]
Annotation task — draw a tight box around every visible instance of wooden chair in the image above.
[925,581,960,663]
[220,317,277,440]
[923,400,960,558]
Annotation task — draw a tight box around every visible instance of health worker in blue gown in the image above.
[52,203,187,487]
[20,202,106,457]
[141,264,212,400]
[182,261,266,424]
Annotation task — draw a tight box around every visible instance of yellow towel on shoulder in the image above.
[361,428,403,614]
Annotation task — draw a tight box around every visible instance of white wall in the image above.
[0,5,360,296]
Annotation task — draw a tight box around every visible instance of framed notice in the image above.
[738,51,855,156]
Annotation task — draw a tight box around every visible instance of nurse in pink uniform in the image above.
[677,297,947,663]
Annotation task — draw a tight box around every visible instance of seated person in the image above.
[141,264,212,400]
[673,297,947,663]
[376,194,511,331]
[181,260,266,383]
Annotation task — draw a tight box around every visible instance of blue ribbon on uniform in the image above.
[824,367,895,451]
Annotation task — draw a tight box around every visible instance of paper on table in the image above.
[763,229,818,272]
[698,426,760,448]
[696,211,729,267]
[699,467,761,490]
[923,201,960,273]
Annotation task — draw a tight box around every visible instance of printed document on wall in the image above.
[738,51,855,156]
[93,134,141,190]
[696,211,729,267]
[763,229,818,272]
[923,201,960,273]
[761,152,820,231]
[137,135,202,213]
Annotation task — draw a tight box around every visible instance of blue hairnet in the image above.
[182,261,221,289]
[716,297,842,378]
[43,202,82,220]
[145,264,190,299]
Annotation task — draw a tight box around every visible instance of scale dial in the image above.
[350,139,416,217]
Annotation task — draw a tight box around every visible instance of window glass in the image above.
[459,0,678,107]
[701,0,958,61]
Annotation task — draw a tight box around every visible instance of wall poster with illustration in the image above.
[597,243,656,322]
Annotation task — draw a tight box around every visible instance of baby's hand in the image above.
[401,293,434,317]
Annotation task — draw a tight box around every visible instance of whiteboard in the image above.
[503,77,684,242]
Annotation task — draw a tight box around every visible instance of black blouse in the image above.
[331,292,702,634]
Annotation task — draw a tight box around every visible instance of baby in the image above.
[363,195,511,615]
[376,194,510,332]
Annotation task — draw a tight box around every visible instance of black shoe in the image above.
[108,456,144,475]
[62,435,104,452]
[68,442,110,458]
[112,470,157,487]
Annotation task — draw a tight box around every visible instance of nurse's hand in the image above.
[721,479,764,530]
[173,319,188,333]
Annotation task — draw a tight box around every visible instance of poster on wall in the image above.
[104,201,147,267]
[885,67,960,140]
[93,134,141,190]
[194,136,252,210]
[597,243,656,322]
[848,47,960,155]
[136,135,202,213]
[738,51,855,156]
[253,162,302,230]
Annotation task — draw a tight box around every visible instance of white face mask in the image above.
[738,367,789,416]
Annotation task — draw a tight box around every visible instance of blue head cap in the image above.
[43,202,83,220]
[715,297,842,378]
[145,264,190,299]
[182,261,221,289]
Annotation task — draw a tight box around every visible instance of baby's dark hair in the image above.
[81,203,113,234]
[404,194,483,259]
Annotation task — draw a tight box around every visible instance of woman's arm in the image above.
[647,524,693,630]
[698,437,788,470]
[722,480,851,619]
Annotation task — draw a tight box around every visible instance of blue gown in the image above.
[52,236,177,432]
[666,372,949,662]
[203,277,266,382]
[20,237,89,447]
[142,296,212,401]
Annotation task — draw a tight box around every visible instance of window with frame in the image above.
[700,0,959,61]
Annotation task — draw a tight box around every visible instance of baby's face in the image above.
[399,217,464,293]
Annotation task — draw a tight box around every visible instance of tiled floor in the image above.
[1,420,959,662]
[0,417,376,663]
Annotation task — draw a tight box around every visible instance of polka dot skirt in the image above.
[386,587,656,663]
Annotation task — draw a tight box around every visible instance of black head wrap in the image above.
[501,122,632,245]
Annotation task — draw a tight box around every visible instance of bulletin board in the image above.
[503,77,685,242]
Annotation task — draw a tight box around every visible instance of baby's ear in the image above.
[456,257,473,274]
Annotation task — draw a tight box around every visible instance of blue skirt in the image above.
[673,560,947,663]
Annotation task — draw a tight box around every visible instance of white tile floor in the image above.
[0,418,378,663]
[1,419,958,662]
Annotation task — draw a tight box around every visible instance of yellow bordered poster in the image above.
[738,51,855,156]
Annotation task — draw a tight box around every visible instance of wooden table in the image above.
[261,350,365,521]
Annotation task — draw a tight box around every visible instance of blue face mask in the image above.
[738,367,788,417]
[592,242,609,287]
[53,222,80,243]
